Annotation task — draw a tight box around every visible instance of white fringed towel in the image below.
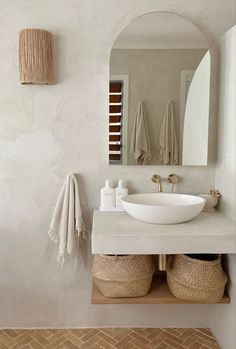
[159,100,179,165]
[130,101,152,165]
[48,174,86,269]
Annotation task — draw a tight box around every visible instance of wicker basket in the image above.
[92,255,155,298]
[166,254,228,303]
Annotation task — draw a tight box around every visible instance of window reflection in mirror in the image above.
[109,12,210,166]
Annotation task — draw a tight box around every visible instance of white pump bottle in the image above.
[100,180,115,209]
[115,180,128,209]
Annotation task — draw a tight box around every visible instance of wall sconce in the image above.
[19,28,54,85]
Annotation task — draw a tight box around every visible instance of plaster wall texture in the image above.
[0,0,235,332]
[209,25,236,349]
[182,52,210,165]
[110,48,206,165]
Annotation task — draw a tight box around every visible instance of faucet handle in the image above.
[168,173,179,192]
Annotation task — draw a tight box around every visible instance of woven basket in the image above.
[166,254,227,303]
[92,255,155,298]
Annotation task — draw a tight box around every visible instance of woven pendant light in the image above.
[19,28,54,84]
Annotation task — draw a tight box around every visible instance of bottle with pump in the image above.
[115,180,128,210]
[100,180,115,210]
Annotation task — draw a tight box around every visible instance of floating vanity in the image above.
[91,210,235,304]
[92,210,236,255]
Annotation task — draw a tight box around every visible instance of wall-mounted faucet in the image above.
[168,173,179,192]
[151,175,162,192]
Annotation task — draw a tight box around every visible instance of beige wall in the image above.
[110,49,206,164]
[209,25,236,349]
[0,0,235,336]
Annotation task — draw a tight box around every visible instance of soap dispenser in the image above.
[115,180,128,210]
[100,180,115,210]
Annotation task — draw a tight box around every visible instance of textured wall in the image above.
[215,26,236,221]
[0,0,235,329]
[182,51,211,165]
[210,25,236,349]
[110,49,206,164]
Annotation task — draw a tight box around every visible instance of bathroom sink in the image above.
[121,193,206,224]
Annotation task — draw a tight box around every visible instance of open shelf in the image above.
[91,275,230,304]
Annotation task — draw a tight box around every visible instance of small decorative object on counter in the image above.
[92,255,155,298]
[115,180,128,210]
[199,190,222,212]
[100,180,115,211]
[166,254,227,303]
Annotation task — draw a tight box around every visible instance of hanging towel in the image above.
[48,173,86,270]
[130,101,152,165]
[159,100,179,165]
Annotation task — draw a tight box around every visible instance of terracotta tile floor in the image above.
[0,328,221,349]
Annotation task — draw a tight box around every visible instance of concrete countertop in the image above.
[92,210,236,255]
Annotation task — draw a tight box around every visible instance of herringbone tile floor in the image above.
[0,328,221,349]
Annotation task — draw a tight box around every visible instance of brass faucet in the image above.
[151,174,162,192]
[168,173,179,192]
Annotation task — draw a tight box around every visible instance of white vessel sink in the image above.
[121,193,206,224]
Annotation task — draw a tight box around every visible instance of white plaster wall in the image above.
[182,52,210,165]
[0,0,235,329]
[210,25,236,349]
[215,26,236,221]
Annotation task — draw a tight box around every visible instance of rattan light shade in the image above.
[19,29,54,84]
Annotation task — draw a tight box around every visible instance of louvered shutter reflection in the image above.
[109,81,123,161]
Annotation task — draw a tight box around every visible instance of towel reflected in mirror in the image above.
[130,101,152,165]
[159,100,179,165]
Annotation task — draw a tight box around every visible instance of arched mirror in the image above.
[109,12,211,166]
